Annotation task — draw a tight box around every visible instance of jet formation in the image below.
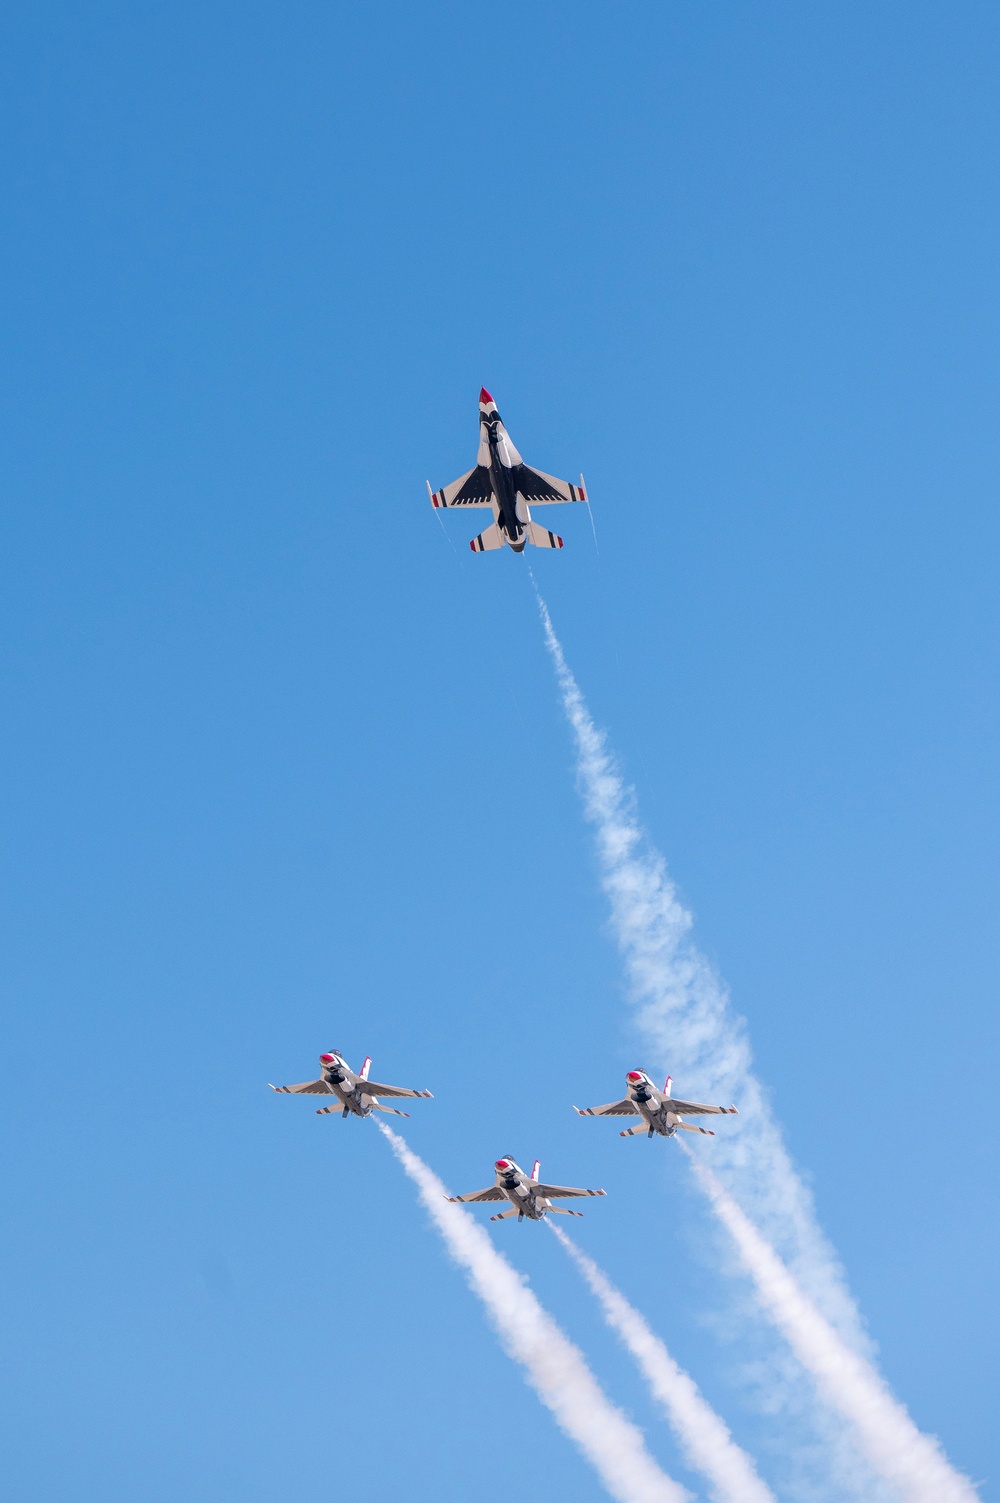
[272,1052,737,1219]
[427,388,587,553]
[272,389,740,1215]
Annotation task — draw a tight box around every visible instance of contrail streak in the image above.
[533,588,979,1503]
[377,1123,690,1503]
[688,1154,979,1503]
[549,1222,777,1503]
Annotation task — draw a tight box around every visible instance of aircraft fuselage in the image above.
[628,1082,673,1136]
[495,1163,547,1219]
[320,1054,376,1119]
[482,412,529,552]
[626,1076,682,1138]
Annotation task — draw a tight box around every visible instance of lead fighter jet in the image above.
[575,1071,738,1139]
[447,1157,606,1222]
[269,1051,433,1120]
[427,388,587,553]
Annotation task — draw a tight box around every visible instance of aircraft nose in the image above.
[320,1053,335,1064]
[495,1158,510,1170]
[626,1071,643,1082]
[479,386,494,404]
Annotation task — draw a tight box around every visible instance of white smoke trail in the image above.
[533,590,979,1503]
[687,1154,978,1503]
[377,1122,690,1503]
[533,590,855,1328]
[549,1221,777,1503]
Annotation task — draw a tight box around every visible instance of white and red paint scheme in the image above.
[447,1155,606,1223]
[575,1071,739,1140]
[270,1051,433,1120]
[428,388,587,553]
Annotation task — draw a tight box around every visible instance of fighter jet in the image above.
[427,388,587,553]
[574,1072,738,1139]
[447,1157,606,1222]
[269,1051,433,1119]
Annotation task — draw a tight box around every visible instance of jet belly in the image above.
[629,1087,660,1133]
[322,1070,367,1117]
[501,1175,538,1219]
[489,450,527,551]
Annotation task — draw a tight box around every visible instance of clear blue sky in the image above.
[1,3,996,1499]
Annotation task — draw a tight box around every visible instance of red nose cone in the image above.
[627,1071,643,1082]
[495,1158,510,1170]
[320,1054,335,1064]
[479,387,494,405]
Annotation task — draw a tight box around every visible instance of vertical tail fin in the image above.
[663,1076,673,1097]
[531,1159,541,1182]
[360,1056,372,1080]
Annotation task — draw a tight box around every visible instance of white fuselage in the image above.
[495,1161,547,1219]
[321,1055,375,1118]
[626,1076,682,1137]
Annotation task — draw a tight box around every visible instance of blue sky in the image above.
[1,3,997,1499]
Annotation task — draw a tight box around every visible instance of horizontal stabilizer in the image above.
[470,523,506,552]
[525,521,563,550]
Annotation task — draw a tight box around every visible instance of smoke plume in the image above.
[689,1155,978,1503]
[550,1222,777,1503]
[534,590,979,1503]
[377,1122,690,1503]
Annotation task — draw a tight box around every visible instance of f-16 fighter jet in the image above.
[574,1072,738,1139]
[269,1051,433,1120]
[427,388,587,553]
[447,1157,606,1222]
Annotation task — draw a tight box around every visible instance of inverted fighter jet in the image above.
[447,1157,606,1222]
[574,1072,738,1139]
[269,1051,433,1120]
[427,388,587,553]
